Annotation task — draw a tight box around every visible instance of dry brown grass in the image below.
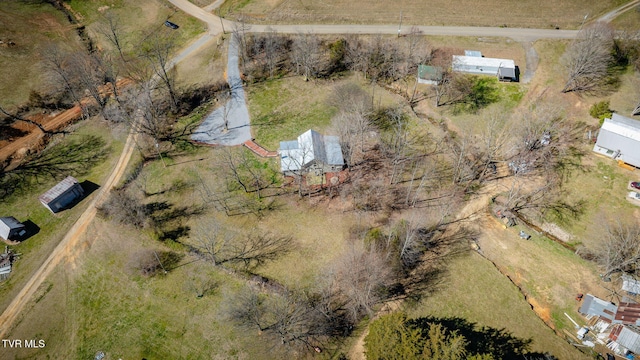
[225,0,626,29]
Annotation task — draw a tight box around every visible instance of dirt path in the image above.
[0,16,224,340]
[597,0,640,23]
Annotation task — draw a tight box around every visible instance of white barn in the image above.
[452,55,517,81]
[593,114,640,168]
[279,130,345,176]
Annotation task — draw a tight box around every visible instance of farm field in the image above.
[0,117,124,315]
[3,0,640,358]
[407,252,589,359]
[220,0,628,29]
[0,1,83,108]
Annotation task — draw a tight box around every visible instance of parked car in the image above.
[164,20,179,29]
[518,230,531,240]
[631,181,640,190]
[628,191,640,200]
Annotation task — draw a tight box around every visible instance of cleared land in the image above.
[0,1,83,107]
[407,252,589,359]
[222,0,627,29]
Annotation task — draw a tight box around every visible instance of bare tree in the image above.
[224,285,341,350]
[97,11,127,63]
[194,219,293,270]
[290,33,324,81]
[140,32,179,111]
[329,242,393,322]
[596,221,640,279]
[561,22,614,93]
[41,43,82,110]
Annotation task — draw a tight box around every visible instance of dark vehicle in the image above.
[164,20,179,29]
[632,181,640,190]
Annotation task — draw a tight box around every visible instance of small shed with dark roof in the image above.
[39,176,84,213]
[0,217,26,240]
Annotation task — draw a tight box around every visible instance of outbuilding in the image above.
[279,130,345,176]
[39,176,84,213]
[593,113,640,168]
[417,65,443,85]
[452,55,517,82]
[0,217,26,241]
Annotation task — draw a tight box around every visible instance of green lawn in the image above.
[247,77,338,150]
[0,118,124,315]
[406,252,589,359]
[0,1,83,107]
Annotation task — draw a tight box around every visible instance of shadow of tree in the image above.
[409,316,536,360]
[145,201,205,242]
[0,134,110,200]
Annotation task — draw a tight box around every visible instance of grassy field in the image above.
[406,252,589,359]
[612,4,640,30]
[0,1,83,108]
[221,0,626,29]
[65,0,205,51]
[0,118,124,315]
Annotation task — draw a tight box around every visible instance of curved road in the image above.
[1,0,637,340]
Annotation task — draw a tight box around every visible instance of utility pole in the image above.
[398,10,403,37]
[579,13,588,32]
[218,8,226,34]
[155,141,167,168]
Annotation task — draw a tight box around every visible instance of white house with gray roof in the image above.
[452,54,517,82]
[593,114,640,168]
[278,130,345,176]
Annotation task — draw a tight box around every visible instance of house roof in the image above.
[0,217,23,230]
[623,274,640,295]
[38,176,80,205]
[615,302,640,325]
[602,114,640,142]
[279,130,344,172]
[464,50,482,57]
[596,114,640,167]
[615,325,640,354]
[579,294,618,322]
[453,55,516,70]
[418,65,443,81]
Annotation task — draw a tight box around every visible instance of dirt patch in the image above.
[528,296,553,327]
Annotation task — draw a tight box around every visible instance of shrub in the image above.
[589,100,612,124]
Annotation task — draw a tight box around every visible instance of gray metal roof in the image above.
[38,176,80,205]
[579,294,618,322]
[278,130,344,172]
[324,136,345,166]
[596,127,640,168]
[616,326,640,353]
[0,217,23,230]
[623,274,640,295]
[498,67,516,78]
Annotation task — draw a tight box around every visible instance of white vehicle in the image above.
[628,191,640,200]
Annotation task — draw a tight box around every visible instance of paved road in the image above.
[191,33,252,146]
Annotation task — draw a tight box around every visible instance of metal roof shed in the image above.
[452,55,517,81]
[417,65,443,85]
[593,114,640,168]
[623,274,640,295]
[39,176,84,213]
[615,325,640,354]
[579,294,618,323]
[0,217,25,240]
